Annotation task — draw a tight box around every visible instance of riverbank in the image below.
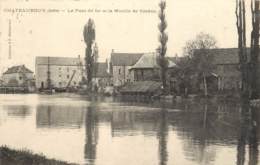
[0,146,77,165]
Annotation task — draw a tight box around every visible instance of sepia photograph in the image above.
[0,0,260,164]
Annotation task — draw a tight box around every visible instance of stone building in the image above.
[110,51,143,87]
[2,65,34,87]
[35,56,84,89]
[92,62,112,92]
[195,48,260,92]
[130,53,176,81]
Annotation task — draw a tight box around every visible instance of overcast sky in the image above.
[0,0,254,73]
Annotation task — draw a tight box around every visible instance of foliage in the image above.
[92,43,99,79]
[183,32,217,75]
[180,33,217,96]
[157,0,168,93]
[83,19,96,91]
[0,146,76,165]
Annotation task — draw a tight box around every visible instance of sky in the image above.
[0,0,254,74]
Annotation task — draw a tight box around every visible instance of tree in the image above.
[235,0,260,99]
[236,0,249,99]
[93,43,99,80]
[183,32,217,97]
[157,0,169,93]
[249,0,260,99]
[83,19,96,91]
[172,57,193,96]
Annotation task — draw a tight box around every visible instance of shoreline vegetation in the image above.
[0,146,77,165]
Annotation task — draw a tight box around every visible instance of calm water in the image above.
[0,94,259,165]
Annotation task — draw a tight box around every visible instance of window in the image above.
[119,69,121,75]
[19,77,22,80]
[67,75,70,79]
[59,82,62,86]
[59,67,61,70]
[59,75,61,77]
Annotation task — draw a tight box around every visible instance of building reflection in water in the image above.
[178,103,217,165]
[3,105,31,118]
[36,105,84,129]
[237,103,259,165]
[84,105,99,165]
[34,98,259,165]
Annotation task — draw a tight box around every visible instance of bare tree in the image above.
[83,19,96,91]
[183,32,217,97]
[236,0,249,99]
[249,0,260,99]
[157,0,169,93]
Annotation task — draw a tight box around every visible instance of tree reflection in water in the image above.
[84,105,99,165]
[237,103,259,165]
[157,106,168,165]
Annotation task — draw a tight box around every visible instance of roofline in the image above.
[35,56,82,59]
[3,65,33,74]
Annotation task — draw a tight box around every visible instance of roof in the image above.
[111,53,143,66]
[120,81,162,93]
[3,65,33,74]
[194,48,259,65]
[36,56,82,66]
[94,63,111,78]
[130,53,176,70]
[209,48,239,65]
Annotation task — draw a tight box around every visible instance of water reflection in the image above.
[36,105,84,128]
[84,105,99,165]
[3,105,31,117]
[237,104,259,165]
[157,108,168,165]
[0,94,260,165]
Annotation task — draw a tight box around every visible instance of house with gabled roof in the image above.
[129,53,176,81]
[194,48,260,91]
[110,50,143,86]
[2,65,34,87]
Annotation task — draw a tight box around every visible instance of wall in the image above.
[3,72,33,86]
[132,69,160,81]
[112,65,133,86]
[35,64,84,89]
[215,64,241,90]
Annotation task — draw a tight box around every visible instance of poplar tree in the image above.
[157,0,169,93]
[83,19,96,91]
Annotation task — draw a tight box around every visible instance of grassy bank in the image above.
[0,146,77,165]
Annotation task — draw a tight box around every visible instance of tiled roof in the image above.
[111,53,143,66]
[36,56,82,66]
[194,48,259,65]
[94,63,111,78]
[3,65,33,74]
[120,81,161,93]
[130,53,176,69]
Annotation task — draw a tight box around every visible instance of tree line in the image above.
[82,0,259,100]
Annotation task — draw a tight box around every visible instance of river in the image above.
[0,94,259,165]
